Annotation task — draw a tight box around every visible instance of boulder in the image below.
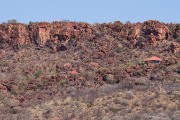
[142,20,170,42]
[170,42,180,54]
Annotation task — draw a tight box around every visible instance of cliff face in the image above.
[0,23,30,49]
[28,22,92,47]
[0,20,179,53]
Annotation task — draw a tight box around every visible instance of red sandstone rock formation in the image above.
[170,42,180,54]
[142,20,171,42]
[0,21,92,51]
[0,23,29,49]
[0,20,179,51]
[128,22,142,40]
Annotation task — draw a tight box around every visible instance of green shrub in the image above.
[7,19,17,23]
[34,70,42,79]
[60,79,68,87]
[0,61,8,67]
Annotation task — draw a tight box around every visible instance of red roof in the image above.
[70,70,78,74]
[145,56,162,61]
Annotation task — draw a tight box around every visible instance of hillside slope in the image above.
[0,20,180,120]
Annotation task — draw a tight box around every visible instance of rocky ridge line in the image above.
[0,20,179,53]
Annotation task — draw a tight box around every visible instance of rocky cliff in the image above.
[0,20,179,53]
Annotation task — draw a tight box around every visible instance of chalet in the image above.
[145,56,162,63]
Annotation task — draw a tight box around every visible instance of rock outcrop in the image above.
[170,42,180,54]
[142,20,171,40]
[0,20,179,52]
[0,23,29,49]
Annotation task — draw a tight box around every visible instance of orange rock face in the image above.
[0,23,30,49]
[0,21,92,50]
[0,20,179,50]
[128,22,142,40]
[142,20,170,41]
[170,42,180,54]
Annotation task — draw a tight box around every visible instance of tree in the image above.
[7,19,17,23]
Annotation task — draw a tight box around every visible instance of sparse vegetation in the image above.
[7,19,17,23]
[0,20,180,119]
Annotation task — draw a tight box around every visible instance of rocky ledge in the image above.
[0,20,179,53]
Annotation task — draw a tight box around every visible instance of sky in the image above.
[0,0,180,24]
